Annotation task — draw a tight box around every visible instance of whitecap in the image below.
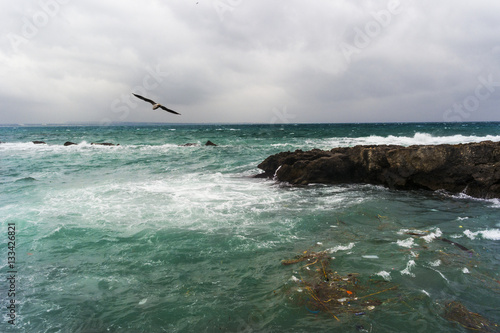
[397,228,426,235]
[362,255,379,259]
[375,271,391,281]
[400,260,416,277]
[464,229,500,240]
[396,237,415,248]
[480,229,500,240]
[427,266,449,283]
[324,133,500,149]
[422,228,442,243]
[328,242,355,253]
[429,259,441,267]
[448,193,500,208]
[464,230,477,240]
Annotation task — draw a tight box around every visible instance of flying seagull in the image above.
[132,94,181,115]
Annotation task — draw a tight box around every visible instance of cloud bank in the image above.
[1,0,499,124]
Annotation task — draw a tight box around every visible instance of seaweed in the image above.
[404,231,475,255]
[442,301,499,332]
[281,250,398,320]
[439,237,474,254]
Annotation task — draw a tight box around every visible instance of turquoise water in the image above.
[1,122,500,332]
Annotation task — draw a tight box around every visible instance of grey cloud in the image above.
[1,0,499,124]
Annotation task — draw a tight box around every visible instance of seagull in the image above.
[132,93,181,115]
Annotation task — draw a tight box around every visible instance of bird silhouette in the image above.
[132,94,181,115]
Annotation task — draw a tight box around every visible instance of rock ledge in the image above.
[257,141,500,199]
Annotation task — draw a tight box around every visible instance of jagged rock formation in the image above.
[257,141,500,199]
[205,140,217,146]
[180,141,217,147]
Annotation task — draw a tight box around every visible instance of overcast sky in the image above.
[1,0,499,124]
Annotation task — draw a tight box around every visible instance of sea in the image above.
[1,122,499,332]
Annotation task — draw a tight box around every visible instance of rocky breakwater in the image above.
[257,141,500,199]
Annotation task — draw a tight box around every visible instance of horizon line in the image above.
[1,120,499,127]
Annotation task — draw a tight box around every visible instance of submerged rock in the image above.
[91,142,118,146]
[32,141,46,144]
[64,141,77,146]
[257,141,500,199]
[205,140,217,146]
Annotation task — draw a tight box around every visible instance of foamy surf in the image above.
[328,133,500,148]
[463,229,500,240]
[1,123,499,332]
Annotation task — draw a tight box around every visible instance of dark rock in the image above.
[32,141,46,144]
[64,141,77,146]
[181,141,217,147]
[257,141,500,199]
[91,142,118,146]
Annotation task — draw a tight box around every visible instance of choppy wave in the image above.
[323,132,500,148]
[464,229,500,240]
[2,123,500,332]
[1,131,499,150]
[448,192,500,209]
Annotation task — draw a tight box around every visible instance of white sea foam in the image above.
[362,255,379,259]
[2,125,499,332]
[422,228,442,243]
[463,230,477,240]
[429,259,441,267]
[324,133,500,148]
[375,271,392,281]
[400,260,416,277]
[449,193,500,209]
[427,267,449,283]
[464,229,500,240]
[328,242,355,253]
[396,238,415,248]
[397,228,426,235]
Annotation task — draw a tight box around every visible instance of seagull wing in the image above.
[159,105,181,115]
[132,93,156,105]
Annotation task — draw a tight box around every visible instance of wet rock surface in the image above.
[257,141,500,199]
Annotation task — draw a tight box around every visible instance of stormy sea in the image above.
[1,122,499,332]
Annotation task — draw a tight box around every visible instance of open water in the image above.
[1,122,499,332]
